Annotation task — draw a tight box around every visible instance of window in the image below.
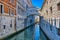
[9,8,10,15]
[3,25,6,29]
[11,10,14,16]
[18,6,21,14]
[0,4,4,14]
[57,2,60,10]
[9,9,14,16]
[50,7,52,13]
[10,20,12,28]
[10,24,12,28]
[46,10,48,15]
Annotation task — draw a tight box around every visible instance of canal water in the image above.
[3,24,49,40]
[4,24,40,40]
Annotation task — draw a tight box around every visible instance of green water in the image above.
[4,24,40,40]
[3,24,49,40]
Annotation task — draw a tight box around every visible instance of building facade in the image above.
[39,0,60,40]
[24,0,32,7]
[0,0,39,38]
[16,0,27,31]
[24,0,35,27]
[16,0,37,31]
[0,0,16,37]
[40,0,60,28]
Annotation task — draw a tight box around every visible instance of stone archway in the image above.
[24,14,40,27]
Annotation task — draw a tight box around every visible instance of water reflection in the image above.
[6,24,40,40]
[34,24,40,40]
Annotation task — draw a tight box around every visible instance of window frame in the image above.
[3,25,6,29]
[8,8,14,16]
[0,3,4,14]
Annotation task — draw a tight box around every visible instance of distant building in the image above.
[0,0,16,37]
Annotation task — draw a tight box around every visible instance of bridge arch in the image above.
[24,14,40,27]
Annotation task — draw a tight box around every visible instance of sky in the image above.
[32,0,44,8]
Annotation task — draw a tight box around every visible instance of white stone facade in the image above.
[24,0,32,7]
[40,0,60,28]
[16,0,27,31]
[0,15,15,38]
[39,0,60,40]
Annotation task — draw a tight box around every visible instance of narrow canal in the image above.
[2,23,49,40]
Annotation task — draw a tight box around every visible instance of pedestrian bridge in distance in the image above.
[24,13,40,27]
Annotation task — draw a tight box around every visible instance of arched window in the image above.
[57,2,60,10]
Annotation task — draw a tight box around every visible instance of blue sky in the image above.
[32,0,44,8]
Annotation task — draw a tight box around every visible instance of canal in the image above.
[1,23,49,40]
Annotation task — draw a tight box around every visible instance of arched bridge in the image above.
[24,13,40,27]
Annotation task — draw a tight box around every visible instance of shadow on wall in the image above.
[40,16,60,40]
